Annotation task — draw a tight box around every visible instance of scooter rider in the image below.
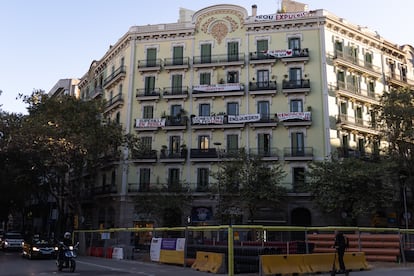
[58,232,72,264]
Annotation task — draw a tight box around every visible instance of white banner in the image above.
[277,112,311,121]
[192,116,224,125]
[135,118,165,128]
[150,238,162,262]
[264,49,293,58]
[255,11,309,21]
[228,114,261,123]
[193,83,242,92]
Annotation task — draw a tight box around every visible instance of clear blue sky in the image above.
[0,0,411,114]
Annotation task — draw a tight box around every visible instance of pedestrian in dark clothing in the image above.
[334,231,348,273]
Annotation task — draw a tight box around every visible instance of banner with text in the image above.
[192,115,224,125]
[255,11,309,21]
[193,83,242,92]
[277,112,311,121]
[135,118,165,128]
[228,114,261,123]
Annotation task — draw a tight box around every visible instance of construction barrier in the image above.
[303,253,336,273]
[191,251,226,274]
[260,254,309,275]
[343,252,369,270]
[260,252,369,275]
[159,249,184,265]
[112,247,124,260]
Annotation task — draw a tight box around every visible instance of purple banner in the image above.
[161,238,177,250]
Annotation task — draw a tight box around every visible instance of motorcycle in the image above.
[56,242,79,272]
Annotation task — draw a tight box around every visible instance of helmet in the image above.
[64,232,71,239]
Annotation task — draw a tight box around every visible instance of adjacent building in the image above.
[75,0,414,231]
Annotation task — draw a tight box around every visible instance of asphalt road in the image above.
[1,250,414,275]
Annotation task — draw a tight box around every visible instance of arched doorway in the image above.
[290,208,312,241]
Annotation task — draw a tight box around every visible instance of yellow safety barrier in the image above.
[159,249,184,265]
[343,252,369,270]
[191,251,226,274]
[303,253,335,273]
[261,254,309,275]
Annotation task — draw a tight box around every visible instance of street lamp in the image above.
[213,142,222,225]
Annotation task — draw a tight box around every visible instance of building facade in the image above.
[76,1,414,231]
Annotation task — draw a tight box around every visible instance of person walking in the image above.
[334,230,348,273]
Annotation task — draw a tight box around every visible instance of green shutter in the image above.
[201,44,211,63]
[257,40,268,59]
[228,42,238,61]
[147,48,157,66]
[173,46,183,65]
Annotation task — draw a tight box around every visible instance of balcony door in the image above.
[169,136,181,156]
[289,67,302,86]
[291,132,304,156]
[201,44,211,63]
[257,70,269,88]
[257,101,270,121]
[228,41,239,62]
[257,39,268,59]
[144,76,155,95]
[258,133,270,156]
[146,48,157,67]
[168,168,180,191]
[139,168,150,192]
[172,46,183,65]
[171,74,183,94]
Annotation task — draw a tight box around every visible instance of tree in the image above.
[8,90,124,234]
[375,87,414,216]
[212,149,287,224]
[306,157,395,225]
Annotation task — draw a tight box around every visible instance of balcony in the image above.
[159,149,186,163]
[249,114,278,129]
[386,74,413,88]
[332,51,381,78]
[282,79,310,95]
[283,147,313,161]
[249,81,277,97]
[248,147,279,161]
[105,93,124,113]
[277,112,312,128]
[130,149,158,163]
[137,59,162,73]
[280,48,310,64]
[336,115,379,135]
[249,52,277,66]
[193,53,245,69]
[192,83,245,99]
[190,148,218,162]
[103,66,126,89]
[336,81,379,105]
[336,147,380,161]
[127,183,151,193]
[136,88,161,102]
[90,87,103,99]
[162,86,189,101]
[162,116,188,131]
[163,57,190,71]
[191,115,246,130]
[92,185,117,196]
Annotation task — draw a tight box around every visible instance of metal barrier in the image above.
[73,226,414,276]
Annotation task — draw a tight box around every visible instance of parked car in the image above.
[22,235,58,259]
[1,232,24,251]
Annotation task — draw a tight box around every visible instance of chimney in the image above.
[252,4,257,17]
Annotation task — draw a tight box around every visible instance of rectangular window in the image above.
[143,106,153,119]
[172,46,184,65]
[290,99,303,112]
[144,76,155,95]
[288,37,301,55]
[258,133,270,156]
[227,71,239,83]
[227,134,238,154]
[200,72,211,85]
[198,135,210,150]
[291,132,304,156]
[335,41,343,53]
[199,103,210,116]
[170,104,182,117]
[293,167,305,191]
[140,137,152,150]
[169,136,181,155]
[289,67,302,85]
[257,39,268,59]
[227,102,239,115]
[146,48,157,66]
[342,135,349,149]
[340,102,347,115]
[168,168,180,191]
[228,41,239,61]
[197,168,209,192]
[171,74,183,94]
[358,138,365,155]
[257,101,270,120]
[201,44,211,63]
[139,168,150,192]
[257,70,269,88]
[349,47,358,62]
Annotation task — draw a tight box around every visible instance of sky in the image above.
[0,0,411,114]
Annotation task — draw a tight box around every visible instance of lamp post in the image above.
[213,142,222,225]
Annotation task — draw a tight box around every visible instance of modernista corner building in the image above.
[63,0,414,230]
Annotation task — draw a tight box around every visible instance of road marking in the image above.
[76,260,154,275]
